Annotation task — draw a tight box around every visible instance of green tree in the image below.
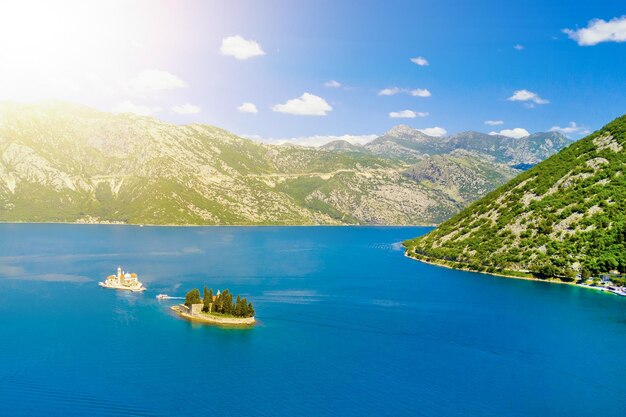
[235,295,243,317]
[185,288,201,307]
[222,289,233,315]
[203,287,212,313]
[213,292,223,313]
[537,263,559,278]
[240,298,248,317]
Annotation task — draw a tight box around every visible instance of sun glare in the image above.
[0,0,145,102]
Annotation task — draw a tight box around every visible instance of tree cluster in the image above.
[185,286,255,318]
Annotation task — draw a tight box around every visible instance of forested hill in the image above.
[405,114,626,280]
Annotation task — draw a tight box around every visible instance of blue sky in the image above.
[0,0,625,145]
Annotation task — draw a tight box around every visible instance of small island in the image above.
[171,287,256,326]
[98,266,146,292]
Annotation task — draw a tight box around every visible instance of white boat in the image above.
[99,267,146,292]
[156,294,171,300]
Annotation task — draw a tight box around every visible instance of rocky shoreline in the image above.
[404,251,622,295]
[171,305,256,326]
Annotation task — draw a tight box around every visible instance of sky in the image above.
[0,0,625,146]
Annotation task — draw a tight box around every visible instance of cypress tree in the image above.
[202,287,211,312]
[235,295,242,317]
[223,289,233,315]
[207,288,214,312]
[214,292,222,313]
[240,298,247,317]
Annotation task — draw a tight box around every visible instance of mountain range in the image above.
[0,101,570,225]
[324,125,568,168]
[404,113,626,279]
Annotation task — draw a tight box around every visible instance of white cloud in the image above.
[410,88,431,97]
[564,16,626,46]
[324,80,341,88]
[484,120,504,126]
[418,127,447,137]
[378,87,402,96]
[508,89,549,105]
[489,128,530,138]
[243,133,377,147]
[410,56,429,66]
[127,70,187,95]
[513,44,525,50]
[238,102,258,113]
[171,103,201,114]
[389,110,428,119]
[112,101,161,116]
[220,35,266,59]
[272,93,332,116]
[378,87,431,97]
[550,121,590,136]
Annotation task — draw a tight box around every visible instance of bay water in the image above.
[0,224,625,416]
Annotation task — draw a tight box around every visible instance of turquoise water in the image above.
[0,224,625,416]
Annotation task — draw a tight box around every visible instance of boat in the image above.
[99,266,146,292]
[156,294,184,300]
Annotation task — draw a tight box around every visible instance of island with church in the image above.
[99,266,146,292]
[171,287,256,326]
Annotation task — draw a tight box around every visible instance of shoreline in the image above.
[170,305,255,326]
[403,252,613,294]
[0,220,438,228]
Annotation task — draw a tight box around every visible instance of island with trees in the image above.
[171,287,256,326]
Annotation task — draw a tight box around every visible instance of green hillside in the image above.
[405,114,626,280]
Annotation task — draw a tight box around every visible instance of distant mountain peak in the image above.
[320,139,364,152]
[385,125,422,137]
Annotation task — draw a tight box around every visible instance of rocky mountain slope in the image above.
[405,114,626,279]
[402,149,517,204]
[0,101,567,225]
[365,125,569,165]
